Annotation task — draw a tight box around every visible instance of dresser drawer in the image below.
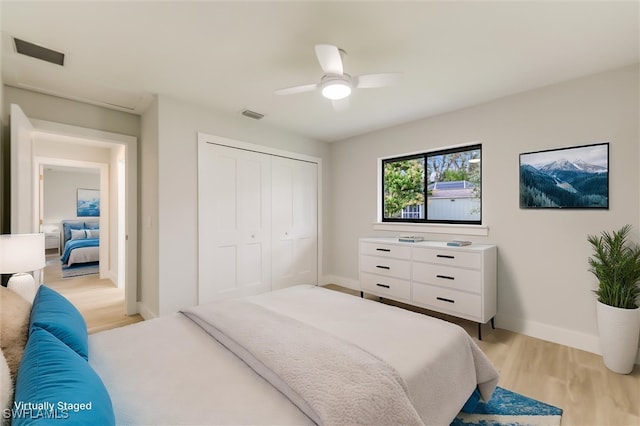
[412,283,481,319]
[360,242,411,260]
[360,255,411,280]
[412,262,481,293]
[360,272,410,301]
[412,247,481,269]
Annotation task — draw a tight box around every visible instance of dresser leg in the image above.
[478,318,495,340]
[360,291,363,298]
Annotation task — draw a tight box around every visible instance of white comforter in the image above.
[89,285,498,425]
[183,299,424,426]
[67,246,99,266]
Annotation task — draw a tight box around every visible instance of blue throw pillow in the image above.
[30,285,88,360]
[13,327,115,426]
[84,221,100,230]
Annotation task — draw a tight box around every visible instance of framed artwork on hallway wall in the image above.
[77,188,100,217]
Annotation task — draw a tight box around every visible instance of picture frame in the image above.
[77,188,100,217]
[519,142,609,209]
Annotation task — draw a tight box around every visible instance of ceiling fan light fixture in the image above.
[321,81,351,100]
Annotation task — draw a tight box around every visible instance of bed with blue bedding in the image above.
[60,220,100,267]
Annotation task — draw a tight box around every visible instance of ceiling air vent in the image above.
[14,38,65,66]
[241,109,264,120]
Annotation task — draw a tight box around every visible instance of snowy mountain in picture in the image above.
[519,143,608,209]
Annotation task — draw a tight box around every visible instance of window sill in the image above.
[372,222,489,236]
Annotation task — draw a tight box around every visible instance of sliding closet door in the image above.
[198,143,271,303]
[271,157,318,290]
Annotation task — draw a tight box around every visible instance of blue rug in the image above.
[61,262,99,278]
[451,387,563,426]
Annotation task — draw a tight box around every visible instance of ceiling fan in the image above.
[275,44,402,110]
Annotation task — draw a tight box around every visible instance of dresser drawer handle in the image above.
[436,274,455,280]
[376,265,390,270]
[437,254,455,259]
[376,248,391,252]
[436,297,455,304]
[376,283,390,289]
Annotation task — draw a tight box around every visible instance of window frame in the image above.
[381,144,482,225]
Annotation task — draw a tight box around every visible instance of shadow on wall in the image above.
[495,250,525,329]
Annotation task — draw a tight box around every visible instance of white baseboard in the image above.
[137,302,157,321]
[496,312,640,365]
[107,270,119,287]
[496,312,601,354]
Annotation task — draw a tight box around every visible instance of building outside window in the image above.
[382,144,481,224]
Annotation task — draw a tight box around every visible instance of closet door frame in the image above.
[197,132,323,298]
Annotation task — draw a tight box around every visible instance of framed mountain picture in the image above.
[519,142,609,209]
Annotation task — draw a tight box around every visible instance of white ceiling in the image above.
[2,1,638,142]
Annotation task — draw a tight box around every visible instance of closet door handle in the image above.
[376,265,390,270]
[437,297,455,304]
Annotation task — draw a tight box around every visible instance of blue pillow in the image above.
[84,221,100,230]
[30,285,88,360]
[13,327,115,426]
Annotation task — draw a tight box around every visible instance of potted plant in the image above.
[587,224,640,374]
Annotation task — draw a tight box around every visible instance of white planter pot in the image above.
[596,301,640,374]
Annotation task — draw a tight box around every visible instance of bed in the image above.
[8,284,499,425]
[89,285,499,425]
[60,220,100,267]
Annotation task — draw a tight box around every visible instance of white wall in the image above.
[140,96,159,316]
[139,95,330,316]
[328,64,639,356]
[2,87,140,138]
[0,7,4,233]
[43,169,100,224]
[0,47,4,233]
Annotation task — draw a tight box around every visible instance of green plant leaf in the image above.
[587,224,640,309]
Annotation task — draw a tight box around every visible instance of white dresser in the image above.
[359,237,497,339]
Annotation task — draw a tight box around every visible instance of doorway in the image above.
[10,104,138,314]
[38,161,108,282]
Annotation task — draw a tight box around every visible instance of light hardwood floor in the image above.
[324,284,639,426]
[39,266,638,425]
[42,259,142,334]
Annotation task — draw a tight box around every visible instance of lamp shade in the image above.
[0,233,46,274]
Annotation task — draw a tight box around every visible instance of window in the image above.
[382,144,481,224]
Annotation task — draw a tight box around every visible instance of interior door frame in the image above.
[10,104,35,234]
[11,105,138,315]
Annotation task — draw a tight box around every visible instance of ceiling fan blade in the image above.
[331,97,350,112]
[315,44,343,75]
[354,72,402,89]
[274,83,318,96]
